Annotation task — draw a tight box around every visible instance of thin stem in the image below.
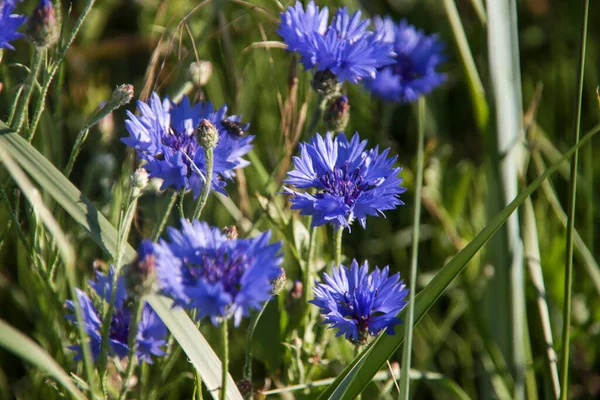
[12,48,44,134]
[560,1,589,399]
[63,129,89,177]
[399,97,426,400]
[117,298,145,400]
[192,148,214,220]
[333,226,343,266]
[243,299,270,391]
[194,370,203,400]
[151,191,178,241]
[302,226,318,307]
[28,0,97,142]
[220,319,229,400]
[7,85,24,125]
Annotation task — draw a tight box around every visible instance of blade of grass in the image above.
[560,2,589,398]
[317,124,600,400]
[0,122,243,400]
[398,97,426,399]
[0,319,86,400]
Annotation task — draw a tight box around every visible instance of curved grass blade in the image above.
[0,319,86,400]
[0,122,243,400]
[318,125,600,399]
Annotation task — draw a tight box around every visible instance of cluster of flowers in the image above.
[61,0,446,363]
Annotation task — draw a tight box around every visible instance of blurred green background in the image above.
[0,0,599,398]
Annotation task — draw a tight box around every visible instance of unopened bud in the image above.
[131,168,149,195]
[126,240,157,296]
[289,280,303,300]
[188,61,213,87]
[222,225,238,240]
[196,119,219,149]
[270,268,286,295]
[324,95,350,132]
[311,69,340,97]
[236,379,253,399]
[27,0,59,48]
[111,84,134,107]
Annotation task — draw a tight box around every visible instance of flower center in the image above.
[318,162,368,206]
[189,250,246,296]
[109,309,131,344]
[393,54,422,81]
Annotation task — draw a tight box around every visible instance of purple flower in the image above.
[0,0,26,50]
[151,219,283,326]
[311,260,408,343]
[365,18,446,102]
[284,132,406,229]
[122,93,253,198]
[65,269,167,364]
[277,1,394,83]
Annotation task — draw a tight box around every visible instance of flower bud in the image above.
[289,280,303,300]
[27,0,59,48]
[131,168,149,196]
[324,95,350,132]
[270,268,286,295]
[222,225,238,240]
[311,69,340,97]
[110,84,134,107]
[188,61,213,87]
[236,379,253,399]
[126,240,157,296]
[196,119,219,149]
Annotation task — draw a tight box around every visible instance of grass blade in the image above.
[560,1,590,398]
[0,319,86,400]
[0,122,244,400]
[318,125,600,400]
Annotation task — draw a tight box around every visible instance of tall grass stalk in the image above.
[398,97,426,400]
[560,1,590,398]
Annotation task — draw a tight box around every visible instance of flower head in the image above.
[365,18,446,102]
[122,93,253,198]
[311,260,408,343]
[151,219,283,326]
[65,268,167,364]
[26,0,59,48]
[278,1,394,84]
[284,132,406,229]
[0,0,26,50]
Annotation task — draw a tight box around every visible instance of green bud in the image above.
[196,119,219,149]
[110,84,135,108]
[130,168,149,197]
[27,0,59,48]
[311,69,340,97]
[270,268,286,295]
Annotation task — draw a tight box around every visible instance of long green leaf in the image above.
[318,125,600,399]
[0,319,86,400]
[0,122,243,400]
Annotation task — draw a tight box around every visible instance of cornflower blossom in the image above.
[150,219,283,326]
[65,269,167,364]
[311,260,408,343]
[122,93,253,198]
[277,1,394,84]
[284,132,406,229]
[365,18,446,102]
[0,0,26,50]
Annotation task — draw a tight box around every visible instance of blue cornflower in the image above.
[365,18,446,102]
[0,0,26,50]
[284,132,406,229]
[278,1,394,83]
[151,219,283,326]
[311,259,408,343]
[65,269,167,364]
[122,93,253,198]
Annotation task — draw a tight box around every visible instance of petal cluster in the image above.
[65,269,167,364]
[311,260,408,342]
[150,219,283,326]
[284,132,406,229]
[277,1,394,83]
[122,93,253,198]
[0,0,26,50]
[365,18,446,102]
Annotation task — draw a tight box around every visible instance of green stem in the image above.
[7,86,24,126]
[12,48,44,134]
[117,297,145,400]
[560,1,589,399]
[399,97,426,400]
[243,300,270,391]
[27,0,97,142]
[302,226,318,307]
[151,191,178,241]
[333,226,343,266]
[194,370,203,400]
[192,148,214,220]
[220,319,229,400]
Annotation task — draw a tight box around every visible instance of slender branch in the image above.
[151,191,178,241]
[333,226,343,266]
[243,299,270,392]
[12,48,44,133]
[192,148,214,220]
[220,320,229,400]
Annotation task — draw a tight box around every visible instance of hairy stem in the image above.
[192,148,214,220]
